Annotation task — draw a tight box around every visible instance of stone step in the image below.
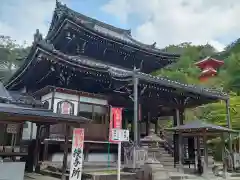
[155,154,173,158]
[160,161,174,166]
[158,148,166,151]
[158,158,174,162]
[157,153,172,157]
[158,156,173,158]
[169,173,195,180]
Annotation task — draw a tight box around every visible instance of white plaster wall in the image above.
[22,91,109,140]
[41,93,52,110]
[41,92,53,103]
[22,93,52,140]
[22,121,37,140]
[53,92,79,115]
[80,96,107,105]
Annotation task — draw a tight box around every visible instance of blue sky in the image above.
[68,0,128,29]
[1,0,240,51]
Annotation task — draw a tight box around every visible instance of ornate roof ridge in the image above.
[54,0,131,35]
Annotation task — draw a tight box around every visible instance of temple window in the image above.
[93,105,108,124]
[78,102,108,124]
[78,103,93,119]
[57,101,74,115]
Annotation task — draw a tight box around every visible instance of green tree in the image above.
[195,93,240,129]
[0,35,29,82]
[224,53,240,94]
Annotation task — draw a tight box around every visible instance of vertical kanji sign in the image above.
[109,107,122,142]
[70,128,84,180]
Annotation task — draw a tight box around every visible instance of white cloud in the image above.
[102,0,240,51]
[0,0,65,45]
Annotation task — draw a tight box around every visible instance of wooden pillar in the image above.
[43,141,49,161]
[203,130,208,178]
[234,141,237,153]
[146,112,150,136]
[226,99,233,170]
[131,118,134,140]
[43,125,50,161]
[173,112,178,167]
[154,119,158,134]
[138,104,141,142]
[85,144,89,162]
[221,133,226,178]
[176,109,183,172]
[61,124,70,180]
[196,137,201,166]
[173,108,184,168]
[194,137,198,170]
[125,118,129,130]
[239,133,240,153]
[34,124,41,173]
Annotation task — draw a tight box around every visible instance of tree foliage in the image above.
[155,41,240,129]
[0,35,29,82]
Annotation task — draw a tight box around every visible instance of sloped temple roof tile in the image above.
[47,1,179,58]
[5,41,228,101]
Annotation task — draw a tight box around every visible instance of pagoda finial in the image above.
[151,42,157,48]
[56,0,67,9]
[56,0,61,7]
[33,29,43,43]
[126,29,131,35]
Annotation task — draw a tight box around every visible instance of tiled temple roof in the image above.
[5,40,228,101]
[46,1,179,59]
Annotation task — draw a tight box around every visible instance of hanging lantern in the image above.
[195,57,224,82]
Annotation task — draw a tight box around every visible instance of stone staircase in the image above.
[140,131,179,172]
[147,144,179,172]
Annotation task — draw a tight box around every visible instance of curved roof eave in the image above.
[5,41,56,89]
[5,39,228,102]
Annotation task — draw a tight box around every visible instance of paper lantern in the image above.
[195,57,224,81]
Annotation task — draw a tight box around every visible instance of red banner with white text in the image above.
[109,107,122,142]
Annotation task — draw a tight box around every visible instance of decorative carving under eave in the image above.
[82,41,87,53]
[125,29,132,36]
[76,44,80,54]
[36,54,43,63]
[184,97,191,105]
[66,31,72,40]
[103,48,107,56]
[59,70,72,86]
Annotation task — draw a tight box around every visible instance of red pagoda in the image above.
[195,57,224,81]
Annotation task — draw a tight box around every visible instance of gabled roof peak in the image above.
[54,0,131,36]
[46,1,180,57]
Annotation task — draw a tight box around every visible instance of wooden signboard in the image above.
[6,124,19,134]
[70,128,84,180]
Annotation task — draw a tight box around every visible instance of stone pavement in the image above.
[24,173,60,180]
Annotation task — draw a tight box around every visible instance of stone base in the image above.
[83,172,136,180]
[142,163,170,180]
